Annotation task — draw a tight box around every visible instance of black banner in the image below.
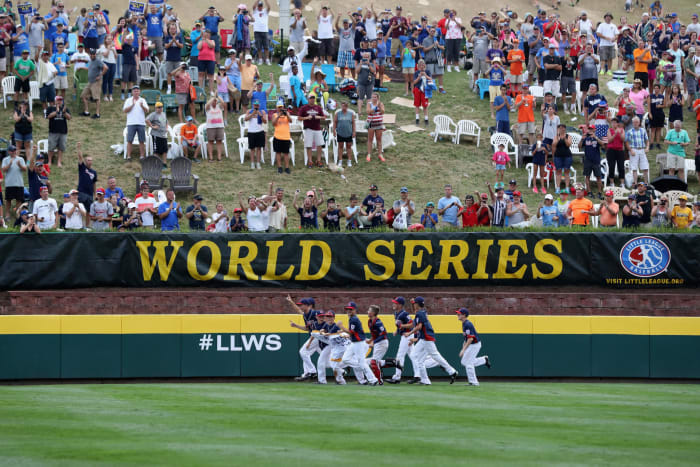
[0,233,697,289]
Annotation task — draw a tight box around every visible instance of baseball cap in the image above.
[88,48,97,54]
[155,102,163,108]
[342,18,349,23]
[443,8,450,13]
[411,296,425,306]
[544,194,554,200]
[369,184,378,190]
[295,298,310,306]
[70,189,79,195]
[245,54,253,60]
[39,185,48,192]
[480,193,488,199]
[20,210,29,216]
[96,187,105,195]
[186,116,193,122]
[605,190,614,197]
[132,85,140,91]
[643,12,650,17]
[21,49,29,54]
[392,296,405,305]
[140,180,149,187]
[193,194,203,201]
[426,201,435,207]
[400,187,408,193]
[513,190,522,197]
[325,310,335,317]
[509,179,517,185]
[548,43,555,48]
[63,193,70,198]
[233,207,243,213]
[693,13,699,18]
[454,307,470,316]
[344,301,357,310]
[306,190,315,197]
[560,188,570,195]
[627,194,636,200]
[128,202,136,209]
[42,49,50,55]
[522,83,529,89]
[396,5,402,9]
[253,99,260,106]
[308,298,316,306]
[669,12,677,17]
[679,194,688,201]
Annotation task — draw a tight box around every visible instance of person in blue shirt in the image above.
[420,201,438,229]
[582,124,604,199]
[492,84,512,135]
[157,189,182,231]
[145,4,165,60]
[405,296,457,385]
[82,10,98,51]
[437,184,462,228]
[538,194,559,226]
[486,58,506,118]
[455,307,490,386]
[12,25,30,58]
[188,22,202,67]
[386,296,414,384]
[338,302,379,385]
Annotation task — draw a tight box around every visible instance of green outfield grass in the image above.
[1,382,699,465]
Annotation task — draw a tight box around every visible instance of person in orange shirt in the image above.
[179,116,201,160]
[596,190,620,227]
[567,185,596,226]
[632,39,652,89]
[506,44,525,93]
[514,84,535,144]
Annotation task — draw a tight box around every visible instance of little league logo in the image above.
[619,236,671,278]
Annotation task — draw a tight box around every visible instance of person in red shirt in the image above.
[473,192,492,226]
[458,194,479,227]
[693,96,700,133]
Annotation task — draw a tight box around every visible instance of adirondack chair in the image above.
[134,156,168,192]
[169,157,199,193]
[141,89,162,106]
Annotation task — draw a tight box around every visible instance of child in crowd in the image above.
[531,134,549,194]
[401,40,416,96]
[321,198,342,231]
[421,202,438,229]
[118,202,142,230]
[230,207,246,231]
[216,65,229,125]
[212,202,230,232]
[554,188,570,227]
[492,143,511,183]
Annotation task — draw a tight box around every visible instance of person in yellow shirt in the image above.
[671,195,693,229]
[567,185,596,226]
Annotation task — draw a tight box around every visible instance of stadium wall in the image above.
[1,314,699,380]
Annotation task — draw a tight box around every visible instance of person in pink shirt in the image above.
[492,143,511,183]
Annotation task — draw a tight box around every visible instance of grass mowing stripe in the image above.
[1,383,699,466]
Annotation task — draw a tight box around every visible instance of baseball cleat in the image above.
[386,378,400,384]
[369,381,378,386]
[406,377,421,384]
[357,381,368,385]
[467,383,480,386]
[309,373,318,379]
[314,381,327,385]
[419,382,431,385]
[450,372,457,384]
[485,356,491,369]
[294,374,310,381]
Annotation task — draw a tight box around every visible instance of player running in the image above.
[319,310,349,384]
[366,305,402,384]
[287,295,320,381]
[405,296,458,385]
[387,296,414,384]
[338,302,379,386]
[456,308,491,386]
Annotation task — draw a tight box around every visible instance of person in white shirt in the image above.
[596,13,619,75]
[32,186,58,230]
[70,43,90,70]
[364,7,377,41]
[577,11,594,38]
[122,86,149,159]
[267,183,287,232]
[134,181,157,228]
[251,0,271,65]
[688,14,700,36]
[288,9,307,58]
[281,45,306,81]
[238,191,274,232]
[37,50,58,112]
[62,190,86,229]
[316,6,334,64]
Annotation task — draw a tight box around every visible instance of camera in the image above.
[661,200,666,205]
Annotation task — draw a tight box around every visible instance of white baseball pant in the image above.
[413,340,456,384]
[316,346,332,383]
[393,336,439,379]
[299,337,320,376]
[367,339,389,366]
[461,341,487,385]
[330,345,347,384]
[340,341,378,384]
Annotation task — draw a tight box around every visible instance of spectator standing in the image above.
[492,143,511,183]
[197,29,217,95]
[251,0,271,65]
[552,124,573,194]
[240,54,258,113]
[89,187,113,231]
[392,187,415,225]
[625,116,650,184]
[146,102,170,166]
[119,34,138,100]
[421,26,445,94]
[316,7,335,64]
[157,188,182,231]
[185,194,208,231]
[596,13,618,75]
[97,34,116,101]
[437,184,462,229]
[224,50,242,113]
[567,185,595,226]
[13,49,34,102]
[299,94,326,167]
[76,141,96,216]
[79,48,106,119]
[334,101,356,168]
[232,7,251,56]
[12,100,33,157]
[663,120,690,180]
[188,22,202,68]
[506,42,525,93]
[443,9,462,73]
[542,43,561,97]
[134,181,157,228]
[32,185,58,230]
[271,101,292,174]
[123,86,149,160]
[244,98,267,168]
[578,44,600,110]
[582,125,604,199]
[173,62,194,123]
[335,16,357,80]
[70,43,90,71]
[531,135,548,194]
[633,39,652,88]
[27,150,51,202]
[2,144,27,219]
[355,38,376,116]
[163,22,183,94]
[62,189,86,230]
[366,92,385,162]
[289,9,306,59]
[515,84,535,144]
[388,6,408,70]
[411,60,431,125]
[560,49,576,114]
[492,85,511,135]
[36,50,57,113]
[267,183,287,232]
[145,4,165,61]
[597,190,620,227]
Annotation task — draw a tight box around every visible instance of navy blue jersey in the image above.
[325,322,340,334]
[304,309,321,332]
[368,317,387,344]
[413,310,436,341]
[462,319,480,343]
[394,310,412,334]
[348,315,365,342]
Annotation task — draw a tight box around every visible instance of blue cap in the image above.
[63,193,70,198]
[693,13,698,18]
[324,310,335,317]
[7,144,16,152]
[186,116,193,122]
[308,297,315,306]
[400,187,408,193]
[392,296,405,305]
[20,210,29,216]
[670,12,677,17]
[344,301,357,310]
[295,298,310,306]
[455,307,470,316]
[411,296,425,306]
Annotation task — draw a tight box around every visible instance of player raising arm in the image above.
[456,308,491,386]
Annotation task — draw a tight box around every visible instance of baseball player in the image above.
[456,308,491,386]
[311,312,332,384]
[366,305,401,384]
[387,296,414,384]
[287,295,320,381]
[338,302,379,386]
[405,296,458,385]
[319,310,349,384]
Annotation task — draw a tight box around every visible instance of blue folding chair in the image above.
[301,62,313,81]
[476,79,490,100]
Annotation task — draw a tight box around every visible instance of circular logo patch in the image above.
[619,236,671,278]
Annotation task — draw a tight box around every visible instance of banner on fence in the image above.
[0,233,696,289]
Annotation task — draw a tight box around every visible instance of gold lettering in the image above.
[397,240,433,280]
[136,240,183,281]
[472,239,494,279]
[435,240,470,279]
[532,239,563,279]
[493,239,528,279]
[363,240,396,281]
[224,241,259,281]
[295,240,331,280]
[261,241,294,281]
[187,240,221,281]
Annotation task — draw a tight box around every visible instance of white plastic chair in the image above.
[157,63,168,90]
[188,66,199,84]
[684,158,696,184]
[122,127,151,159]
[526,162,552,188]
[302,131,329,166]
[455,119,481,147]
[529,85,544,101]
[2,76,15,108]
[664,190,695,208]
[589,159,609,184]
[490,132,519,167]
[237,137,250,163]
[198,123,229,159]
[238,114,248,139]
[37,139,48,154]
[332,134,358,165]
[139,61,157,87]
[568,132,584,157]
[279,75,291,98]
[432,115,458,143]
[28,81,39,112]
[591,203,601,227]
[605,185,631,204]
[269,136,295,166]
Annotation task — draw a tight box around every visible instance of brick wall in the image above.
[1,287,698,316]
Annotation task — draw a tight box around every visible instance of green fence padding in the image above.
[61,335,122,379]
